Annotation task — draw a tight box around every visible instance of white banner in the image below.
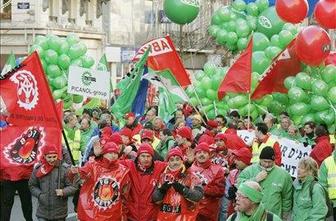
[67,66,110,99]
[236,130,312,177]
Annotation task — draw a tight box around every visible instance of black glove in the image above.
[227,186,237,200]
[172,181,187,194]
[159,181,171,194]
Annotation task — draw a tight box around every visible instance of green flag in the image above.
[1,52,16,76]
[97,54,109,71]
[158,87,176,122]
[111,48,150,118]
[75,98,102,115]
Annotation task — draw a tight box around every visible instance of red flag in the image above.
[218,38,253,100]
[251,39,301,100]
[133,36,191,87]
[0,52,62,128]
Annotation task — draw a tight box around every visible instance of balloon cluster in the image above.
[29,34,94,109]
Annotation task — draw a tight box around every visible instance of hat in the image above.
[232,147,252,165]
[207,120,218,129]
[195,142,210,154]
[177,126,192,141]
[119,128,133,139]
[110,133,123,145]
[101,127,113,137]
[167,148,183,161]
[43,145,58,155]
[124,112,135,119]
[137,143,154,157]
[215,133,226,141]
[259,146,275,161]
[101,142,119,155]
[198,135,215,145]
[192,114,203,122]
[141,129,154,141]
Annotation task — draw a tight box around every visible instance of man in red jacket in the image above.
[310,125,333,166]
[189,143,225,221]
[122,143,167,221]
[176,126,193,157]
[124,112,142,136]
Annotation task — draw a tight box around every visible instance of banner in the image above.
[67,66,110,100]
[237,130,256,146]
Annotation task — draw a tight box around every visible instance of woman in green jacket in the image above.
[156,129,175,159]
[292,157,328,221]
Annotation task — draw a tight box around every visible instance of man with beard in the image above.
[29,145,78,221]
[152,148,203,221]
[227,181,282,221]
[121,143,166,221]
[189,143,225,221]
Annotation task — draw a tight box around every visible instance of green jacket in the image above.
[238,164,293,217]
[319,151,336,207]
[292,176,328,221]
[80,127,94,153]
[156,136,175,159]
[227,203,282,221]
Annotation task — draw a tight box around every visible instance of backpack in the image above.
[309,180,334,218]
[231,211,273,221]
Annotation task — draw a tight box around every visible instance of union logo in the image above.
[9,70,39,110]
[93,176,120,209]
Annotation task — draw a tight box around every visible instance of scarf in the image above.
[100,157,119,170]
[195,159,212,169]
[164,164,186,181]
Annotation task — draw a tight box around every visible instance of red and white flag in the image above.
[133,36,191,87]
[251,39,301,100]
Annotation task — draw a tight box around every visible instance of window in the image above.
[1,0,11,20]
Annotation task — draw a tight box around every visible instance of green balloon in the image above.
[44,49,58,65]
[288,87,308,103]
[201,76,212,90]
[78,43,87,56]
[295,72,312,90]
[301,114,315,124]
[195,70,205,81]
[216,29,228,45]
[252,51,271,74]
[29,44,44,58]
[328,87,336,104]
[289,102,310,116]
[217,7,231,22]
[41,59,48,71]
[212,74,223,90]
[310,95,329,111]
[272,93,289,104]
[282,23,298,35]
[315,110,335,125]
[236,23,250,38]
[201,97,212,105]
[260,95,273,107]
[237,37,248,51]
[66,33,80,45]
[82,56,94,68]
[269,100,285,115]
[232,0,246,11]
[58,40,69,54]
[253,32,270,51]
[211,13,223,26]
[246,3,259,16]
[264,46,281,59]
[255,0,269,12]
[226,21,236,32]
[284,76,296,89]
[68,44,82,59]
[70,58,83,67]
[206,89,217,100]
[46,64,62,78]
[208,109,216,120]
[321,65,336,83]
[52,87,67,100]
[279,30,294,48]
[216,66,228,76]
[48,36,61,52]
[251,72,261,90]
[34,35,49,50]
[190,97,199,106]
[73,95,84,104]
[204,63,217,76]
[233,95,248,108]
[58,54,71,70]
[208,25,221,37]
[52,75,67,89]
[225,42,238,52]
[246,15,257,30]
[257,7,284,38]
[164,0,200,25]
[312,79,329,97]
[226,32,238,45]
[270,34,281,48]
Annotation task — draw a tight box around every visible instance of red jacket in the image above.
[77,159,130,221]
[189,161,225,221]
[156,169,201,221]
[310,135,333,166]
[121,160,167,221]
[125,123,143,137]
[223,133,248,150]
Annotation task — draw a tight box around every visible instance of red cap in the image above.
[101,127,113,137]
[119,128,133,139]
[215,133,227,141]
[101,142,119,155]
[195,142,210,154]
[232,147,252,165]
[198,135,215,145]
[166,148,183,161]
[43,145,58,155]
[177,126,192,141]
[137,143,154,157]
[124,112,135,119]
[207,120,218,129]
[110,133,123,145]
[141,129,154,141]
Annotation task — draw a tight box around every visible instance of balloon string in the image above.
[328,100,336,115]
[254,103,269,114]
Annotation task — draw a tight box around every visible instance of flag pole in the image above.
[213,101,218,116]
[247,92,251,130]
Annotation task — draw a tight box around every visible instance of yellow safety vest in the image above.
[63,129,81,163]
[324,156,336,200]
[251,137,277,164]
[330,135,335,145]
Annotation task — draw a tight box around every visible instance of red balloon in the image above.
[296,26,331,66]
[275,0,308,23]
[314,0,336,29]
